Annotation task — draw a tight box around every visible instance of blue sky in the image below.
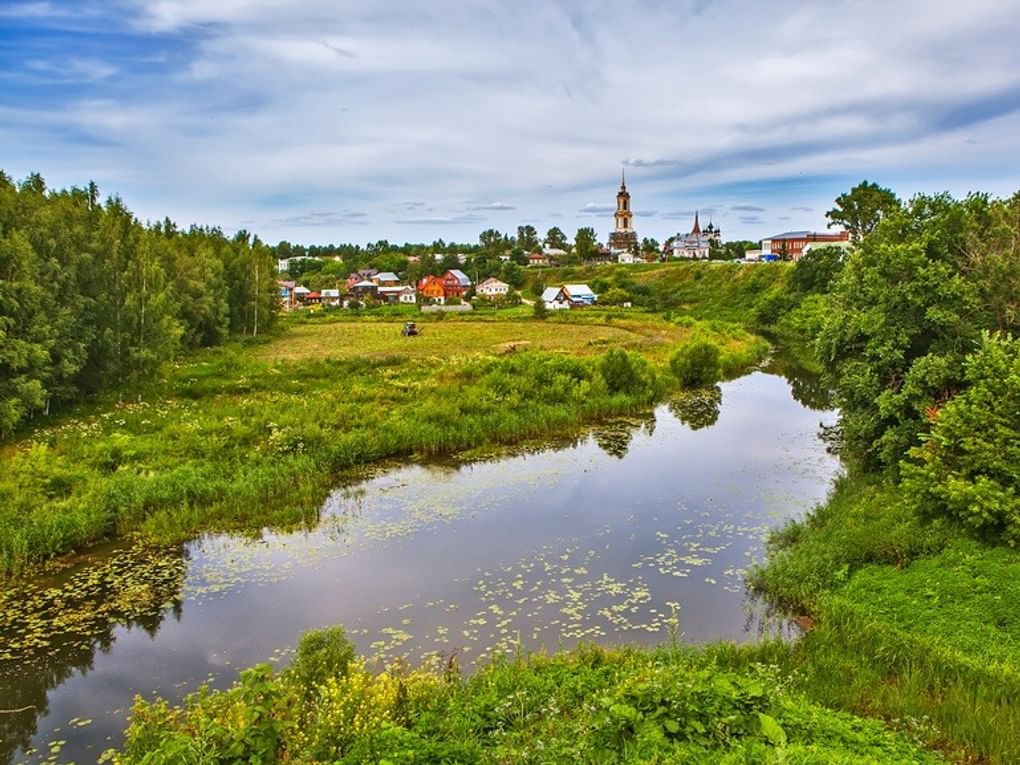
[3,0,1020,246]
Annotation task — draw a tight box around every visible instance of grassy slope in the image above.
[0,312,766,578]
[754,476,1020,763]
[530,260,790,323]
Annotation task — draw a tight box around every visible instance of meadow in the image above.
[0,311,768,579]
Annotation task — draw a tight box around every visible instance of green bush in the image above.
[902,333,1020,544]
[287,625,356,692]
[598,348,645,394]
[670,340,721,387]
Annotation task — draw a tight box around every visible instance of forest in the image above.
[0,172,280,437]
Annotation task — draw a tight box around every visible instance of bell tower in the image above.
[608,169,639,252]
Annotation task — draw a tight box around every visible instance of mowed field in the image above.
[259,318,684,362]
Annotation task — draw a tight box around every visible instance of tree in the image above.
[641,237,659,255]
[545,226,568,251]
[600,287,631,306]
[574,227,598,262]
[819,192,995,471]
[479,228,505,256]
[516,225,539,252]
[826,180,901,240]
[903,333,1020,543]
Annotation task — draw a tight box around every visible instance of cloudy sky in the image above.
[3,0,1020,246]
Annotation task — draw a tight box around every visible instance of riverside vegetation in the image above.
[5,179,1020,762]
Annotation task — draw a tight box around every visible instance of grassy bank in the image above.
[752,476,1020,763]
[0,313,768,579]
[111,627,939,764]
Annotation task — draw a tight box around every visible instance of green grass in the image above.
[753,475,1020,763]
[112,629,941,764]
[0,314,768,579]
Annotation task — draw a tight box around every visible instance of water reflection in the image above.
[668,386,723,431]
[762,348,834,411]
[0,546,186,765]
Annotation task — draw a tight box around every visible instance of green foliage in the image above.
[288,626,357,692]
[818,191,1019,471]
[902,333,1020,543]
[531,298,547,320]
[788,245,846,295]
[111,637,938,764]
[670,340,721,387]
[825,180,901,240]
[600,286,631,306]
[598,349,651,395]
[0,173,279,436]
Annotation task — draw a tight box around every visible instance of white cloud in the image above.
[3,0,1020,243]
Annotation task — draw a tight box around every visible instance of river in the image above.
[0,363,838,764]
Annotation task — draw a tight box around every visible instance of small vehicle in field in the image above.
[401,321,418,336]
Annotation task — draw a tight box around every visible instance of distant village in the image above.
[277,174,850,311]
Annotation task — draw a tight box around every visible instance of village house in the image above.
[346,269,379,290]
[527,252,551,267]
[320,288,342,307]
[418,274,447,303]
[441,269,472,297]
[351,280,378,301]
[543,284,598,309]
[562,284,598,306]
[541,286,571,310]
[476,277,510,298]
[278,280,297,310]
[378,285,417,304]
[761,230,849,261]
[372,271,401,287]
[293,285,311,305]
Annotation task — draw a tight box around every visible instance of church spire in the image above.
[620,167,626,190]
[692,210,701,236]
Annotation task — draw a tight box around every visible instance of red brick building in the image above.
[761,230,850,261]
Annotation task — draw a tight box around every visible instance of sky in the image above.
[3,0,1020,247]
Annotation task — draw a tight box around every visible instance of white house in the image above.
[562,284,597,306]
[542,286,571,310]
[617,252,639,264]
[378,285,417,304]
[320,288,342,306]
[477,277,510,298]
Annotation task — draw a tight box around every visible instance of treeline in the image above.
[0,172,279,436]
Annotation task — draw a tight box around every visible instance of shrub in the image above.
[288,626,356,692]
[902,333,1020,544]
[670,341,721,387]
[598,349,644,394]
[532,299,548,319]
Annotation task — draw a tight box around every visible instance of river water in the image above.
[1,365,838,764]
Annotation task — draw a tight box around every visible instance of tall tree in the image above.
[826,180,901,240]
[516,224,539,252]
[544,227,568,251]
[574,227,598,262]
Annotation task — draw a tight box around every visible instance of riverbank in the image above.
[0,311,768,579]
[751,475,1020,763]
[112,628,939,764]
